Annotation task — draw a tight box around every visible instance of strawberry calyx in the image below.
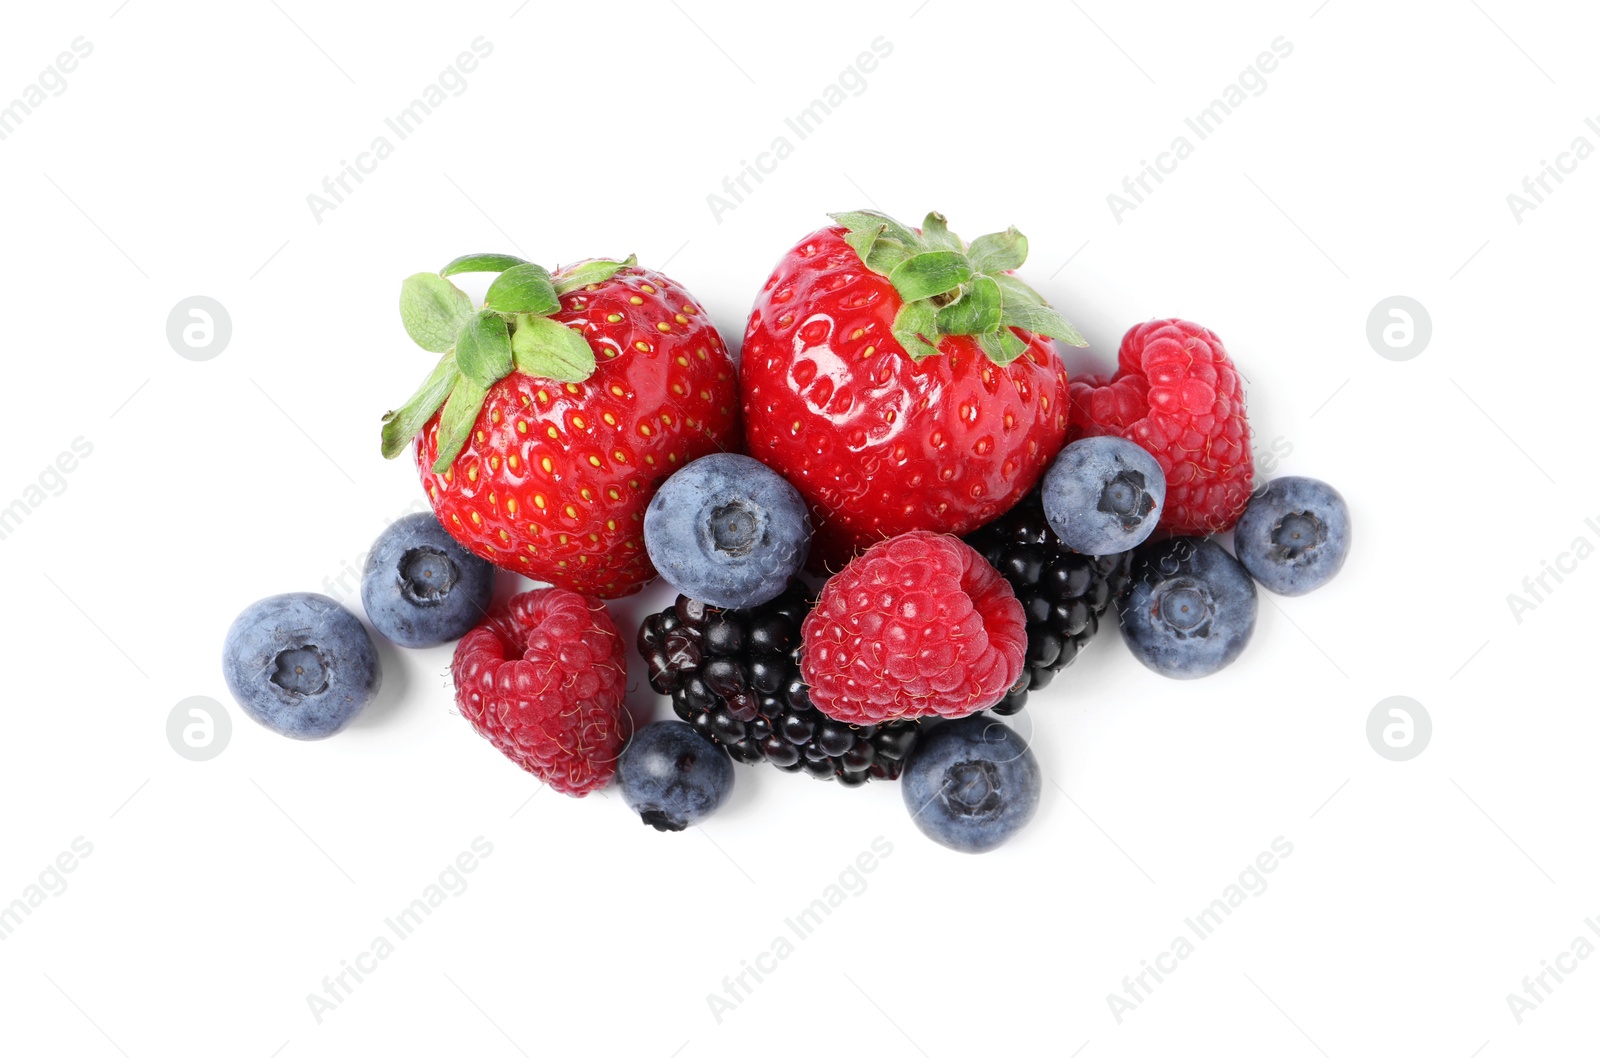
[381,252,635,470]
[827,209,1088,365]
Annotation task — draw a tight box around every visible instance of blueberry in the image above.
[360,513,494,647]
[643,453,811,609]
[617,721,735,832]
[901,715,1041,854]
[1041,437,1166,556]
[222,593,381,739]
[1233,476,1351,596]
[1117,538,1256,679]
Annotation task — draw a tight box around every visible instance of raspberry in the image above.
[1069,319,1253,534]
[800,531,1026,724]
[451,588,628,796]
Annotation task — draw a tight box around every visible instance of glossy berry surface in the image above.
[643,452,811,609]
[1041,436,1165,556]
[741,225,1071,566]
[452,588,628,795]
[414,264,740,598]
[638,581,919,785]
[965,491,1132,714]
[222,593,381,740]
[617,720,735,832]
[801,531,1027,724]
[901,714,1041,853]
[1070,319,1253,535]
[1233,476,1351,596]
[1117,537,1257,679]
[360,512,494,647]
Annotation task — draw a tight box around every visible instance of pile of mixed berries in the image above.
[221,211,1352,854]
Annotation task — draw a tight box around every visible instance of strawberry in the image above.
[739,210,1086,566]
[381,253,739,598]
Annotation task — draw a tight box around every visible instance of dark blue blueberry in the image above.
[360,512,494,647]
[1233,476,1351,596]
[1041,437,1166,556]
[901,715,1041,854]
[617,721,735,832]
[643,453,811,608]
[222,593,381,739]
[1117,537,1256,679]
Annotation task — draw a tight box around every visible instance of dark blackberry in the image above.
[964,490,1132,714]
[637,579,919,784]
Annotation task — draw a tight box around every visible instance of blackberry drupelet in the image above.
[965,490,1133,714]
[637,580,919,784]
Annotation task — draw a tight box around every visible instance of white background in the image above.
[2,1,1595,1055]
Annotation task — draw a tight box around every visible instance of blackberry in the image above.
[637,580,919,784]
[965,490,1132,714]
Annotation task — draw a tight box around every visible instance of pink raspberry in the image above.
[452,589,629,796]
[1069,319,1254,535]
[800,531,1026,724]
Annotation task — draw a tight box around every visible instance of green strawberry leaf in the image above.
[968,227,1029,274]
[935,275,1002,335]
[992,272,1046,307]
[399,273,475,353]
[454,310,514,389]
[553,255,637,295]
[920,212,964,253]
[485,262,560,316]
[841,222,886,262]
[380,352,460,459]
[864,239,913,276]
[888,251,973,303]
[977,329,1029,365]
[440,253,528,277]
[828,209,920,249]
[431,377,490,473]
[1000,301,1088,346]
[891,300,941,360]
[512,315,597,382]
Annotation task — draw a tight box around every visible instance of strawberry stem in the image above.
[383,252,634,467]
[826,208,1089,361]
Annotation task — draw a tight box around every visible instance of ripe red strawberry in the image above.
[1068,319,1253,534]
[451,588,628,796]
[800,531,1027,724]
[381,253,739,598]
[740,210,1086,567]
